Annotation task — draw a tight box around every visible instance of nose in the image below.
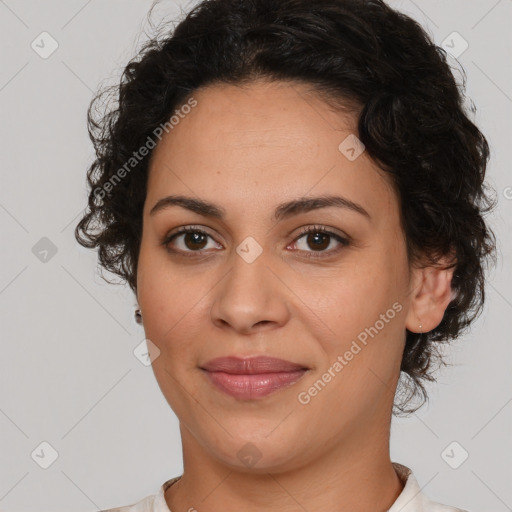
[209,248,291,335]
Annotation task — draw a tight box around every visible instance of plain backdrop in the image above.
[0,1,511,511]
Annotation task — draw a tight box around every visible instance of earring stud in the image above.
[135,308,142,324]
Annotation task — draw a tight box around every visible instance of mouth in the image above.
[201,355,309,374]
[199,356,309,400]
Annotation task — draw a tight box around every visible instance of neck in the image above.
[165,421,403,512]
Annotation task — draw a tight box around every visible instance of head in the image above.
[76,0,496,472]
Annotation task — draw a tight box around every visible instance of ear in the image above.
[405,254,456,333]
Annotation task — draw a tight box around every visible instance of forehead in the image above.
[145,80,397,226]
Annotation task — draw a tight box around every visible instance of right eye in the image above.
[162,226,223,256]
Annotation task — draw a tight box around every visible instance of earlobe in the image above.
[405,259,456,334]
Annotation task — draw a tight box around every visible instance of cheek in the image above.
[137,247,213,366]
[321,257,399,331]
[316,248,407,379]
[137,243,186,344]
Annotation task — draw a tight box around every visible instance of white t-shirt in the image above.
[100,462,468,512]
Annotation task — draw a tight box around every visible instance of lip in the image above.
[201,356,307,374]
[200,356,309,400]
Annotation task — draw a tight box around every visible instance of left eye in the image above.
[290,227,350,256]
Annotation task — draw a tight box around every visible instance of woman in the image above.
[76,0,496,510]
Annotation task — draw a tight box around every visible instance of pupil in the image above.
[185,232,206,250]
[308,233,329,251]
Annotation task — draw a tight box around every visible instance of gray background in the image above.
[0,0,511,511]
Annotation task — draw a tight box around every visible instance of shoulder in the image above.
[98,476,181,512]
[99,494,155,512]
[421,498,469,512]
[390,463,469,512]
[421,498,470,512]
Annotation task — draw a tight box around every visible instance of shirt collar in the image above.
[388,462,428,511]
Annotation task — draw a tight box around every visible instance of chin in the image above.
[196,425,309,473]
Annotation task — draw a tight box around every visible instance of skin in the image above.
[135,79,455,512]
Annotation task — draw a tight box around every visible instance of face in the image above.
[136,79,418,472]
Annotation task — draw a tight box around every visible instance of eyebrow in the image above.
[149,194,371,222]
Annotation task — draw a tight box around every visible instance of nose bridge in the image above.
[229,240,270,294]
[210,239,289,332]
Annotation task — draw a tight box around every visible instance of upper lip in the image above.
[200,356,308,374]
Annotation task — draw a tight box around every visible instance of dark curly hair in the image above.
[75,0,497,414]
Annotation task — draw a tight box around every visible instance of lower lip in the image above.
[202,369,307,399]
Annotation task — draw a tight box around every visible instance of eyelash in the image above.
[161,224,351,259]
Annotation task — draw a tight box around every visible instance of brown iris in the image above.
[184,232,208,250]
[306,232,330,251]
